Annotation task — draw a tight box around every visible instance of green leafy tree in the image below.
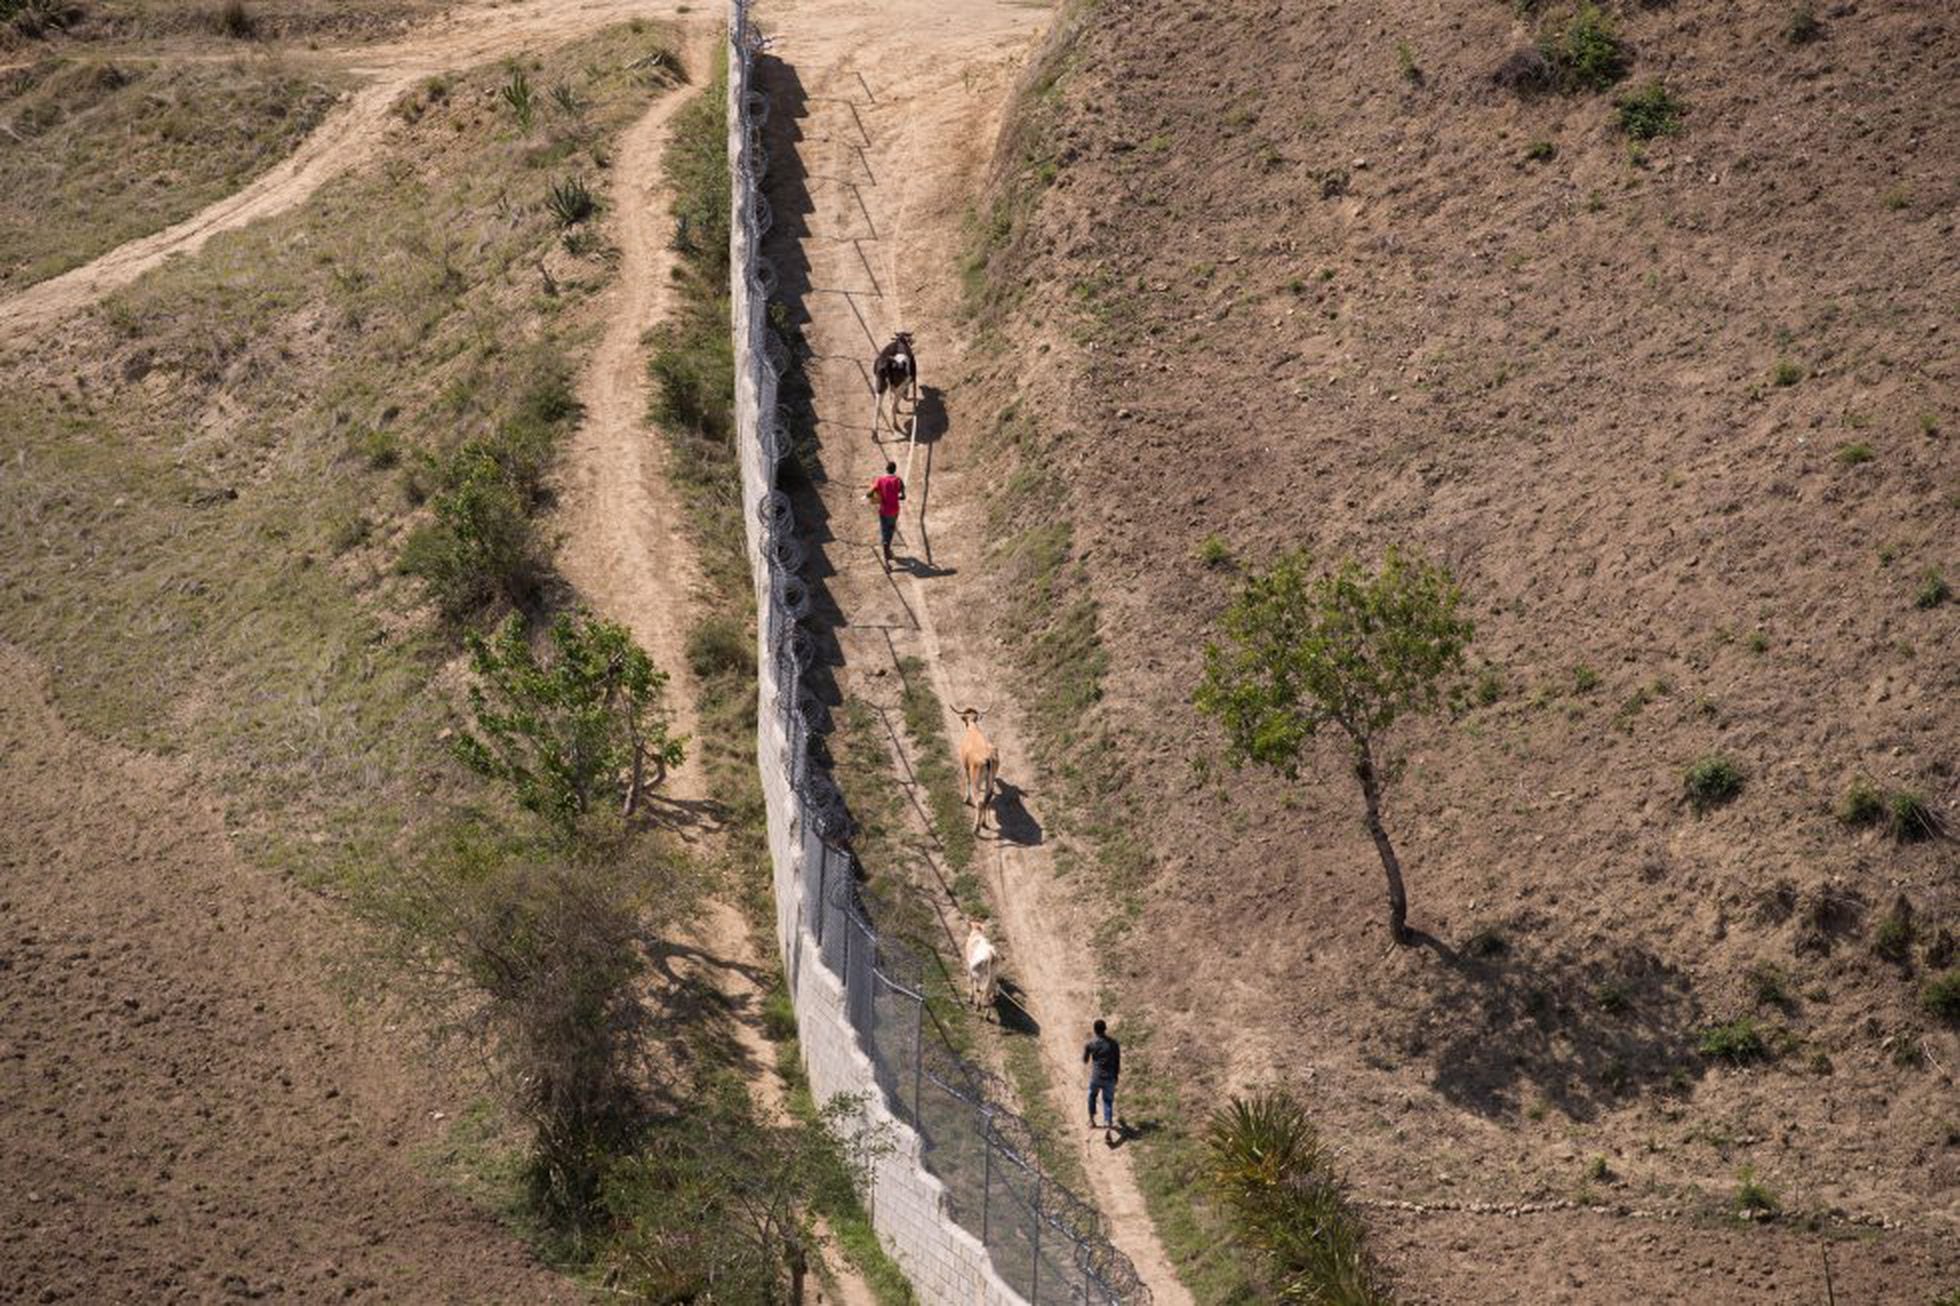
[456,611,685,836]
[1195,547,1472,944]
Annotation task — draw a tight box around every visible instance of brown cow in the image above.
[956,707,998,835]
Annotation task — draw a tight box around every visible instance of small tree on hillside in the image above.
[1195,548,1472,944]
[456,611,686,836]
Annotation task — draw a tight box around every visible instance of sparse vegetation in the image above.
[1539,3,1628,93]
[214,0,255,39]
[1525,138,1557,162]
[1733,1166,1779,1217]
[1395,40,1422,84]
[503,66,537,131]
[1699,1016,1768,1063]
[1838,777,1886,828]
[546,174,599,228]
[1835,441,1875,466]
[1889,790,1939,843]
[1684,755,1744,813]
[1205,1091,1391,1305]
[1572,663,1600,693]
[1914,568,1951,610]
[1771,359,1805,387]
[1617,80,1684,140]
[1784,2,1822,44]
[1875,897,1916,963]
[1195,533,1234,568]
[1197,548,1472,944]
[1924,971,1960,1022]
[1748,962,1790,1009]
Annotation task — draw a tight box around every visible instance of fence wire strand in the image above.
[725,6,1148,1302]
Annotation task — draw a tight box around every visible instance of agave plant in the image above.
[546,175,598,229]
[502,67,536,131]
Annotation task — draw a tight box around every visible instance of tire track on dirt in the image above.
[0,0,697,340]
[757,0,1193,1298]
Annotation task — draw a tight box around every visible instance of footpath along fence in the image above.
[723,6,1149,1304]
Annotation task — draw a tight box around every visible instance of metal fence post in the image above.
[911,995,924,1125]
[1029,1175,1042,1304]
[980,1115,993,1247]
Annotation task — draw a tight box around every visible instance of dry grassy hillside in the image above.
[956,0,1958,1299]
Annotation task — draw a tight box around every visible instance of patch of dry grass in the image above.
[0,57,348,291]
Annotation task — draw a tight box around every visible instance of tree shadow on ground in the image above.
[1401,922,1706,1122]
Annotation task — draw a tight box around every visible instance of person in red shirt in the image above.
[865,461,905,566]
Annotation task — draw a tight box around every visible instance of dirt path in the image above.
[754,0,1193,1299]
[0,0,700,340]
[551,35,876,1306]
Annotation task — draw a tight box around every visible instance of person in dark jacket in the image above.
[1083,1019,1120,1130]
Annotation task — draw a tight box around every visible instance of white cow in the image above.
[963,918,998,1013]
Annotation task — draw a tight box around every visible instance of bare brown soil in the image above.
[0,646,580,1304]
[942,0,1959,1300]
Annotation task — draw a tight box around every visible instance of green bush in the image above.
[1889,790,1940,843]
[1526,138,1557,162]
[1540,4,1628,93]
[1874,898,1915,963]
[400,457,545,622]
[1922,971,1960,1022]
[1748,962,1790,1009]
[1684,755,1744,813]
[1837,777,1885,827]
[1699,1016,1768,1063]
[686,614,754,682]
[1915,569,1951,610]
[1835,441,1874,465]
[502,67,536,131]
[1617,80,1684,140]
[1205,1091,1390,1305]
[1733,1166,1778,1216]
[1195,533,1233,568]
[1772,359,1805,387]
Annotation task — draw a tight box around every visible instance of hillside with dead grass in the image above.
[954,0,1958,1300]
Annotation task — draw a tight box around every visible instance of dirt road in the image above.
[0,0,699,340]
[754,0,1194,1299]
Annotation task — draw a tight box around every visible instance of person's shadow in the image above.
[1099,1117,1160,1151]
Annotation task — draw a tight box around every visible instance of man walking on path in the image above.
[865,460,905,568]
[1083,1018,1120,1131]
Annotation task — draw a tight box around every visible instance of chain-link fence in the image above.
[724,5,1149,1303]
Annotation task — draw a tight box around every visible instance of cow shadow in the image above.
[991,976,1041,1038]
[911,385,949,445]
[988,780,1043,847]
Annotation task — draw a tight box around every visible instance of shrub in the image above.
[1195,533,1233,568]
[1699,1016,1768,1063]
[1617,80,1684,140]
[1835,441,1874,465]
[1838,777,1886,828]
[454,612,685,836]
[1684,755,1744,813]
[1889,790,1940,843]
[400,458,544,622]
[1733,1166,1778,1216]
[547,174,598,228]
[1475,665,1505,705]
[1922,971,1960,1022]
[1526,138,1557,162]
[327,511,371,555]
[686,614,753,682]
[1915,569,1951,610]
[1205,1091,1391,1305]
[213,0,254,39]
[502,67,536,131]
[1771,359,1804,387]
[549,80,582,116]
[353,427,400,470]
[1493,47,1556,94]
[1466,927,1508,958]
[1749,962,1791,1009]
[1395,40,1423,84]
[1594,979,1631,1013]
[1540,4,1628,93]
[1572,663,1600,693]
[1785,2,1822,44]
